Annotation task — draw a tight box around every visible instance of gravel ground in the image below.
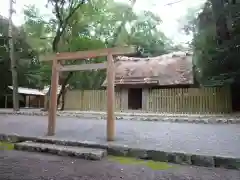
[0,151,239,180]
[0,114,240,158]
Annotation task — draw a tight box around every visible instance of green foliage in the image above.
[182,0,240,86]
[0,15,41,97]
[23,5,53,54]
[66,36,107,89]
[0,142,14,150]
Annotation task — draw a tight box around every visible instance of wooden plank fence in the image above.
[65,90,121,111]
[147,87,231,114]
[65,87,232,114]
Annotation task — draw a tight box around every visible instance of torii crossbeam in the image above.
[40,46,135,141]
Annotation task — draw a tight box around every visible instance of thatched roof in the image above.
[102,51,194,86]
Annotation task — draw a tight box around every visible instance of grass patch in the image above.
[108,156,174,170]
[0,141,14,150]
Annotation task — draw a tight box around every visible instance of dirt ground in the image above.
[0,151,239,180]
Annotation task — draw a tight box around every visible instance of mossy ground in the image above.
[108,156,175,170]
[0,141,14,150]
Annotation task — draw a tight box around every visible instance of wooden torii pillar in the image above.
[40,46,135,141]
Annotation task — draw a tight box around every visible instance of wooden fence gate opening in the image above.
[40,47,135,141]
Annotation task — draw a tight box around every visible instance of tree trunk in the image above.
[57,72,73,110]
[60,87,66,110]
[42,30,62,112]
[9,0,19,111]
[42,1,85,111]
[211,0,230,44]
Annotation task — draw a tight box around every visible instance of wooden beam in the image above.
[39,46,136,61]
[47,59,59,136]
[57,62,107,72]
[114,81,159,85]
[106,54,115,141]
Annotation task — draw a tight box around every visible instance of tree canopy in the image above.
[181,0,240,86]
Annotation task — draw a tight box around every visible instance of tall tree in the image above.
[9,0,19,111]
[211,0,230,44]
[0,15,42,107]
[181,0,240,86]
[44,0,86,110]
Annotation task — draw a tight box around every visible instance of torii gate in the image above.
[40,46,135,141]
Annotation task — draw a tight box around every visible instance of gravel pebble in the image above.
[0,151,239,180]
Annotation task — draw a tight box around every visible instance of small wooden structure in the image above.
[41,47,135,141]
[4,86,45,108]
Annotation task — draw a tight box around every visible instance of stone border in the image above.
[0,134,239,170]
[15,141,107,161]
[0,110,240,124]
